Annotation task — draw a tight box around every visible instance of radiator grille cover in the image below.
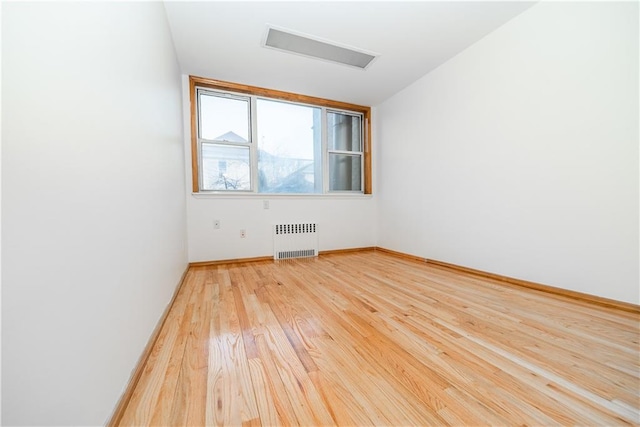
[274,223,318,260]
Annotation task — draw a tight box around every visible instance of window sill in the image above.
[191,192,373,200]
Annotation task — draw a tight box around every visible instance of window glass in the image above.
[329,153,361,191]
[199,93,250,142]
[201,143,251,191]
[256,99,322,193]
[328,112,361,152]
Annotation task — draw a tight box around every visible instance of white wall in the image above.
[182,77,377,262]
[2,2,187,425]
[187,195,375,261]
[376,2,639,304]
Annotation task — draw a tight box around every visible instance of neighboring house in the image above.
[202,131,251,190]
[203,131,315,192]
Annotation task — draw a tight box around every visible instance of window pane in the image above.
[328,112,361,152]
[329,154,362,191]
[257,99,321,193]
[201,143,250,191]
[199,93,250,142]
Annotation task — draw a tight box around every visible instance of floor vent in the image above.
[274,223,318,260]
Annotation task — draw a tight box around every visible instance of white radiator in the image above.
[273,223,318,260]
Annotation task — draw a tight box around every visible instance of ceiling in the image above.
[164,1,536,106]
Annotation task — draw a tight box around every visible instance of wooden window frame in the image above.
[189,75,372,194]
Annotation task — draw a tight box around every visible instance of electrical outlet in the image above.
[240,229,246,238]
[214,220,220,229]
[263,200,269,210]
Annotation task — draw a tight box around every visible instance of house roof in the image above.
[215,131,248,143]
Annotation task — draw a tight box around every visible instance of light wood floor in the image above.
[118,251,640,426]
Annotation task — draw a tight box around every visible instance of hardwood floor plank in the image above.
[229,268,260,360]
[167,272,209,426]
[311,333,446,426]
[260,284,318,373]
[182,288,213,426]
[247,357,282,426]
[119,269,197,426]
[117,252,640,426]
[220,268,260,424]
[258,307,335,426]
[252,331,301,426]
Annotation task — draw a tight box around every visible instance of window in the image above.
[190,76,371,194]
[257,99,321,193]
[198,92,251,191]
[328,111,362,191]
